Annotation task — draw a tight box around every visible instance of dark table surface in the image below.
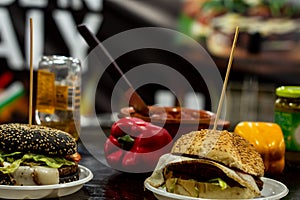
[54,126,299,200]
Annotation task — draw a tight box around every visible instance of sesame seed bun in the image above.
[0,172,15,185]
[0,123,77,156]
[171,129,265,177]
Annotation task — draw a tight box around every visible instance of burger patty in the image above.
[164,161,264,190]
[59,164,80,184]
[59,171,80,184]
[255,178,264,190]
[165,161,241,187]
[59,164,79,177]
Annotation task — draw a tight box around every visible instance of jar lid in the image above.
[276,86,300,98]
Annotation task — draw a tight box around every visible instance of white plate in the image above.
[0,165,93,199]
[145,177,289,200]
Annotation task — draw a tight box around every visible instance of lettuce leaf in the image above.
[208,178,229,190]
[0,159,23,174]
[22,154,75,168]
[0,151,75,174]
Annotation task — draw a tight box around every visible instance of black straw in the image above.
[77,24,133,88]
[77,24,149,115]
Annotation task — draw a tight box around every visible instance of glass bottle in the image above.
[35,55,81,141]
[275,86,300,169]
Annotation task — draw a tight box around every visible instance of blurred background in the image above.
[1,0,300,129]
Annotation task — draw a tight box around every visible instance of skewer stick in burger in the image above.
[146,129,265,199]
[0,123,81,185]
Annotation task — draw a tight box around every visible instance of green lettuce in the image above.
[0,151,75,174]
[209,178,229,190]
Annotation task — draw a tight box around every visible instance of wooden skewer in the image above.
[29,18,33,126]
[212,26,239,131]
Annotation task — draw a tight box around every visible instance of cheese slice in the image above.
[4,162,59,185]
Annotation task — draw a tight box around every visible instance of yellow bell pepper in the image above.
[234,122,285,175]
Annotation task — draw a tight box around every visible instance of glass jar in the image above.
[275,86,300,168]
[35,55,81,141]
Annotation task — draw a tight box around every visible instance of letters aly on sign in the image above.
[0,0,103,71]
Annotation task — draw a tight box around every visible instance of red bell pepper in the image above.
[104,117,172,172]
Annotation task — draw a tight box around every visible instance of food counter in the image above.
[53,126,300,200]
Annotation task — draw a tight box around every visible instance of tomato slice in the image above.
[67,152,82,163]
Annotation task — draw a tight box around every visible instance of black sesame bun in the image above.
[0,123,80,186]
[0,123,77,156]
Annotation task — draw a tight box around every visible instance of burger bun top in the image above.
[171,129,265,177]
[0,123,77,157]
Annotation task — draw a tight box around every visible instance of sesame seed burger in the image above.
[146,129,265,199]
[0,123,81,186]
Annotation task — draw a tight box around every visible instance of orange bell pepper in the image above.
[234,122,285,175]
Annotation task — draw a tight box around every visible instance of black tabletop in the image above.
[52,126,156,200]
[53,126,299,200]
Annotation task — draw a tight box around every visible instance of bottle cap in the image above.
[276,86,300,98]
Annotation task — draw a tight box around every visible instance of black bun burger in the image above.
[146,129,265,199]
[0,123,81,186]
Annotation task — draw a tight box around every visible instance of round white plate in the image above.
[145,177,289,200]
[0,165,93,199]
